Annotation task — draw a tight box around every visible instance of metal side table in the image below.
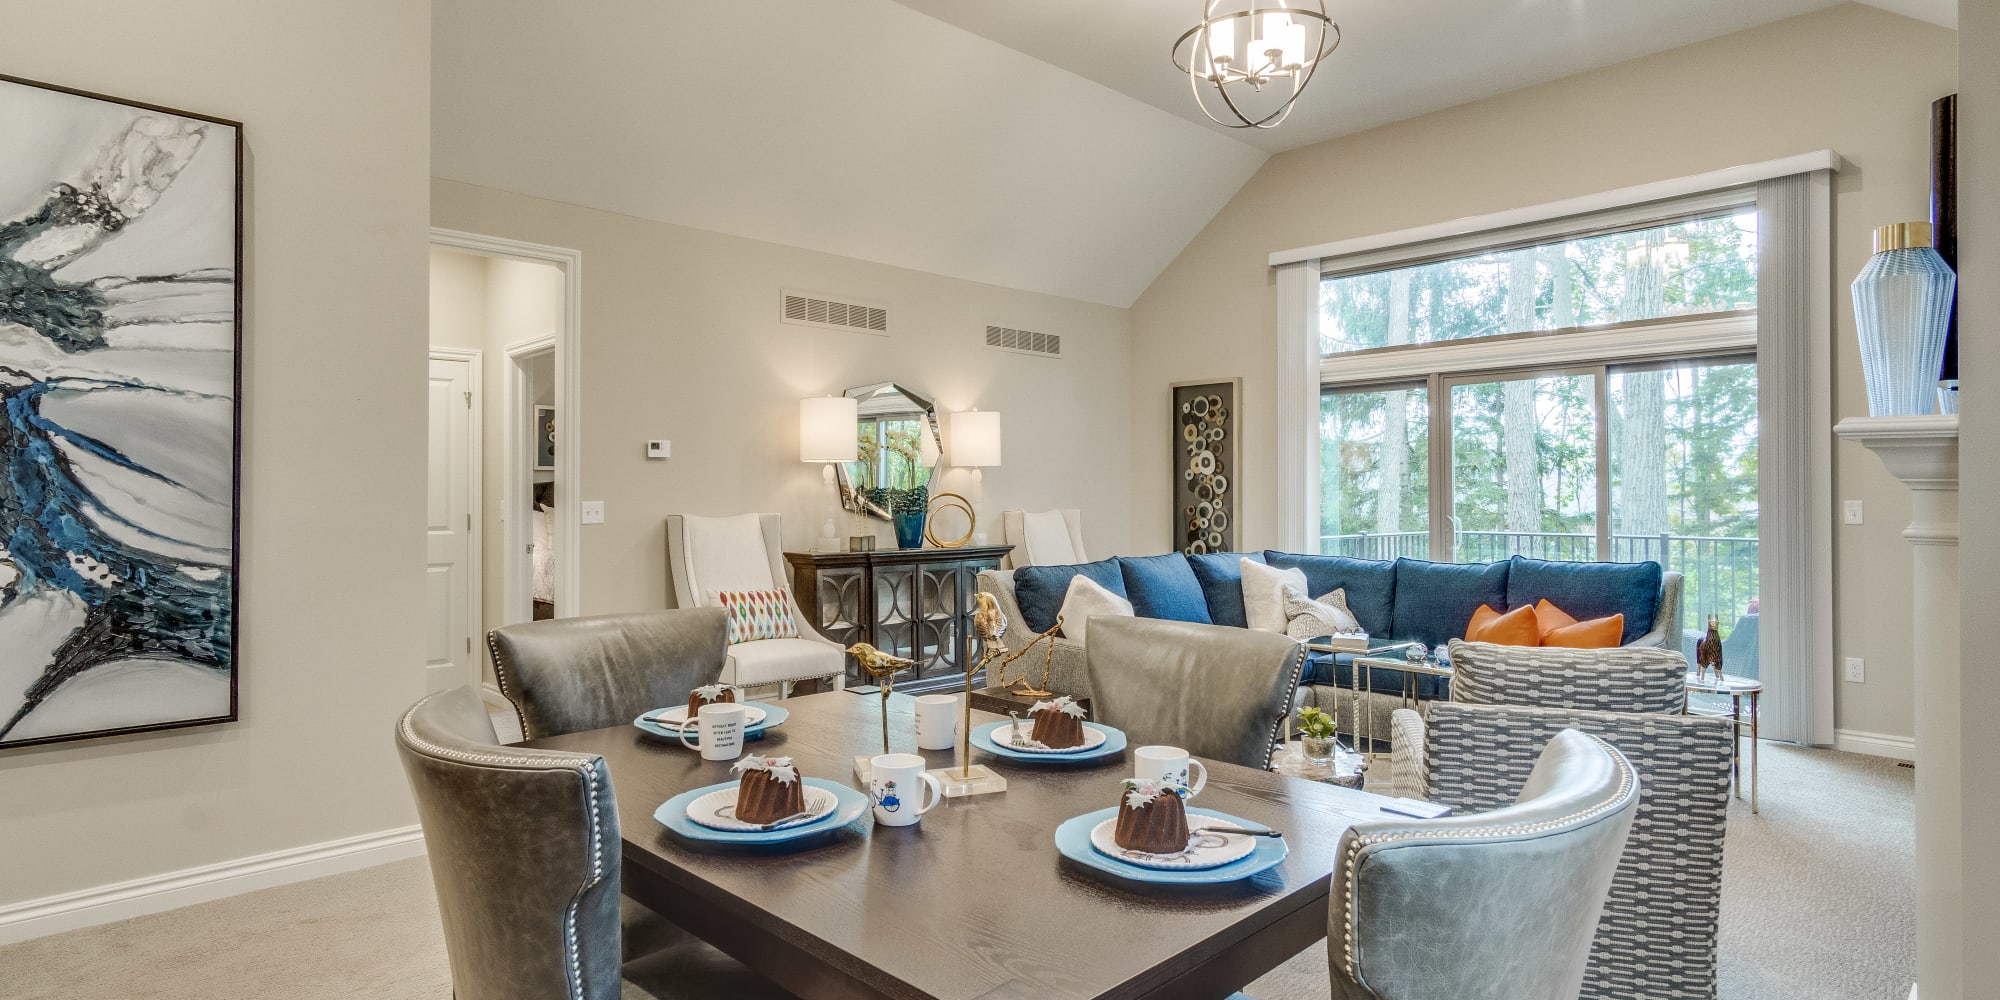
[1685,672,1762,813]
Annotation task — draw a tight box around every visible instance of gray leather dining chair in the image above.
[489,608,730,740]
[397,686,790,1000]
[1315,728,1641,1000]
[1083,617,1306,769]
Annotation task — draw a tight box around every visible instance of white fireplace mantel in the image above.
[1835,413,1960,1000]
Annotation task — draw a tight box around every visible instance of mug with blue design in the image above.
[1134,745,1207,799]
[867,753,943,827]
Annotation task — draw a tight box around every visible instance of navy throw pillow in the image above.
[1117,553,1212,625]
[1388,558,1510,648]
[1185,551,1266,628]
[1013,558,1127,635]
[1262,551,1397,637]
[1505,556,1662,644]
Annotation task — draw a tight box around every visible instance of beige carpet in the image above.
[0,743,1911,1000]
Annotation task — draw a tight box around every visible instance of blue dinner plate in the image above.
[633,701,790,743]
[1054,807,1289,884]
[654,777,868,845]
[972,721,1126,763]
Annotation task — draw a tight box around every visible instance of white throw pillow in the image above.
[1241,559,1308,633]
[1283,585,1360,641]
[1057,574,1133,645]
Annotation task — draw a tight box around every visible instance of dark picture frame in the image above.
[1171,379,1241,554]
[0,73,243,750]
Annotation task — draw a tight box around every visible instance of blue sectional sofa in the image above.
[977,550,1682,735]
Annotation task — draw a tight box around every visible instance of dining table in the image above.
[520,689,1404,1000]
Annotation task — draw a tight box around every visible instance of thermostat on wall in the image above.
[647,440,670,460]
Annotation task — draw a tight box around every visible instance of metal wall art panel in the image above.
[1171,379,1240,554]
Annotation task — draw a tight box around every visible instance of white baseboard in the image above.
[1835,728,1918,763]
[0,825,425,946]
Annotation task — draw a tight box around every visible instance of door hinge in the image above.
[464,390,472,408]
[466,514,472,531]
[466,636,472,654]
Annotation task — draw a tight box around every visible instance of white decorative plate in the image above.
[648,704,768,729]
[992,722,1107,754]
[685,785,837,832]
[1087,818,1257,871]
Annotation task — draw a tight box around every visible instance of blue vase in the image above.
[1852,222,1957,416]
[893,510,925,549]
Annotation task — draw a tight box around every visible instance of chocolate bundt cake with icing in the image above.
[730,755,803,824]
[1028,695,1088,749]
[1114,779,1191,854]
[687,683,737,719]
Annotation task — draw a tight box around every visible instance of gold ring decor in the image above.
[924,491,975,548]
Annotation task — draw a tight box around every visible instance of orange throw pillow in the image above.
[1534,599,1624,649]
[1465,603,1540,646]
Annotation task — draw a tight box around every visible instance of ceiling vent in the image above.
[781,289,887,335]
[985,325,1061,359]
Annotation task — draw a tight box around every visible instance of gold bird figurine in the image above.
[972,591,1009,647]
[847,642,917,754]
[1695,614,1724,683]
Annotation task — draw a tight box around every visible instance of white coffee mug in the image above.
[867,753,944,827]
[913,694,958,751]
[1134,745,1208,798]
[679,702,747,762]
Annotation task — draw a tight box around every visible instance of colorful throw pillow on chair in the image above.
[716,589,802,644]
[1464,603,1540,646]
[1531,599,1623,649]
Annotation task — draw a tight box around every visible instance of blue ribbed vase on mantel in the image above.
[1852,221,1957,415]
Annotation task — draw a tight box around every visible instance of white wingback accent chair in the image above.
[1001,509,1086,569]
[665,513,845,696]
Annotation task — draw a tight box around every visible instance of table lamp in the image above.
[800,395,859,552]
[947,409,1001,546]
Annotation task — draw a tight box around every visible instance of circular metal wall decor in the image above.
[1172,380,1237,556]
[923,492,975,549]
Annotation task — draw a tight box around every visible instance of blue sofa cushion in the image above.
[1263,551,1397,637]
[1185,552,1266,628]
[1117,553,1212,625]
[1505,556,1661,644]
[1014,558,1127,635]
[1389,557,1510,649]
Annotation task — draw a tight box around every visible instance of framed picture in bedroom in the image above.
[1170,378,1240,555]
[533,404,556,471]
[0,74,242,750]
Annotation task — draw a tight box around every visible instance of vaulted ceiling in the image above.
[433,1,1955,309]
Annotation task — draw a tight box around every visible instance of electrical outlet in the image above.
[1845,657,1865,683]
[581,500,605,524]
[1844,500,1864,525]
[646,440,670,460]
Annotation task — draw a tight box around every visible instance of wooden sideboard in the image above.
[784,545,1012,691]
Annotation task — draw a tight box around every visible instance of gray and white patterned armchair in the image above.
[1388,641,1733,1000]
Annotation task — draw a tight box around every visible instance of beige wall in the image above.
[432,179,1135,617]
[0,0,430,907]
[1128,3,1954,742]
[1955,0,1998,986]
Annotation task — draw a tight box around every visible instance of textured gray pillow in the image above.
[1283,585,1360,641]
[1446,639,1687,714]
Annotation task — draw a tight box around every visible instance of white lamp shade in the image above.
[799,395,859,463]
[949,409,1002,468]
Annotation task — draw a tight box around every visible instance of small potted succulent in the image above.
[1296,706,1338,765]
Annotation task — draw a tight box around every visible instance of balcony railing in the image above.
[1317,530,1758,635]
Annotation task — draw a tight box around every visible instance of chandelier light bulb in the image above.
[1206,17,1235,69]
[1259,11,1291,68]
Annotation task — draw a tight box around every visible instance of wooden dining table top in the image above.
[521,690,1401,1000]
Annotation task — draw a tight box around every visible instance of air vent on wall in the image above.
[781,289,888,335]
[985,325,1061,358]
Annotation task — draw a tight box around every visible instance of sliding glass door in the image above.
[1445,371,1601,563]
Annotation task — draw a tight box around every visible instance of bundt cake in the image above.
[1028,695,1088,749]
[687,683,737,720]
[730,755,804,824]
[1114,779,1191,854]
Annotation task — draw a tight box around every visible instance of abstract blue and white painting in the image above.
[0,75,239,749]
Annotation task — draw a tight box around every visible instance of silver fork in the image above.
[1007,710,1032,747]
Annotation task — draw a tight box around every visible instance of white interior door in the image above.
[426,355,479,693]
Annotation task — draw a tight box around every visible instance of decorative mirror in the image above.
[837,381,942,520]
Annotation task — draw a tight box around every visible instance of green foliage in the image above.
[1296,706,1337,740]
[864,484,929,515]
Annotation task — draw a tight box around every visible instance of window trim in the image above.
[1321,312,1756,387]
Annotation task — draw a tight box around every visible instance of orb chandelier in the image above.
[1171,1,1341,130]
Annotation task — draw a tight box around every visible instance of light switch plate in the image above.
[1844,500,1864,524]
[1845,657,1865,683]
[646,440,670,460]
[581,500,605,524]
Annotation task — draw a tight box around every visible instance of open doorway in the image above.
[427,230,581,699]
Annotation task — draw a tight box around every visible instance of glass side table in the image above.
[1270,740,1366,789]
[1685,672,1762,813]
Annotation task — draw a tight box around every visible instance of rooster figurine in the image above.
[1695,614,1724,683]
[847,642,917,754]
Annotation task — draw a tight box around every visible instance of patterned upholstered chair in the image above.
[665,513,844,696]
[1083,616,1306,769]
[1000,508,1086,569]
[396,686,791,1000]
[1388,641,1733,1000]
